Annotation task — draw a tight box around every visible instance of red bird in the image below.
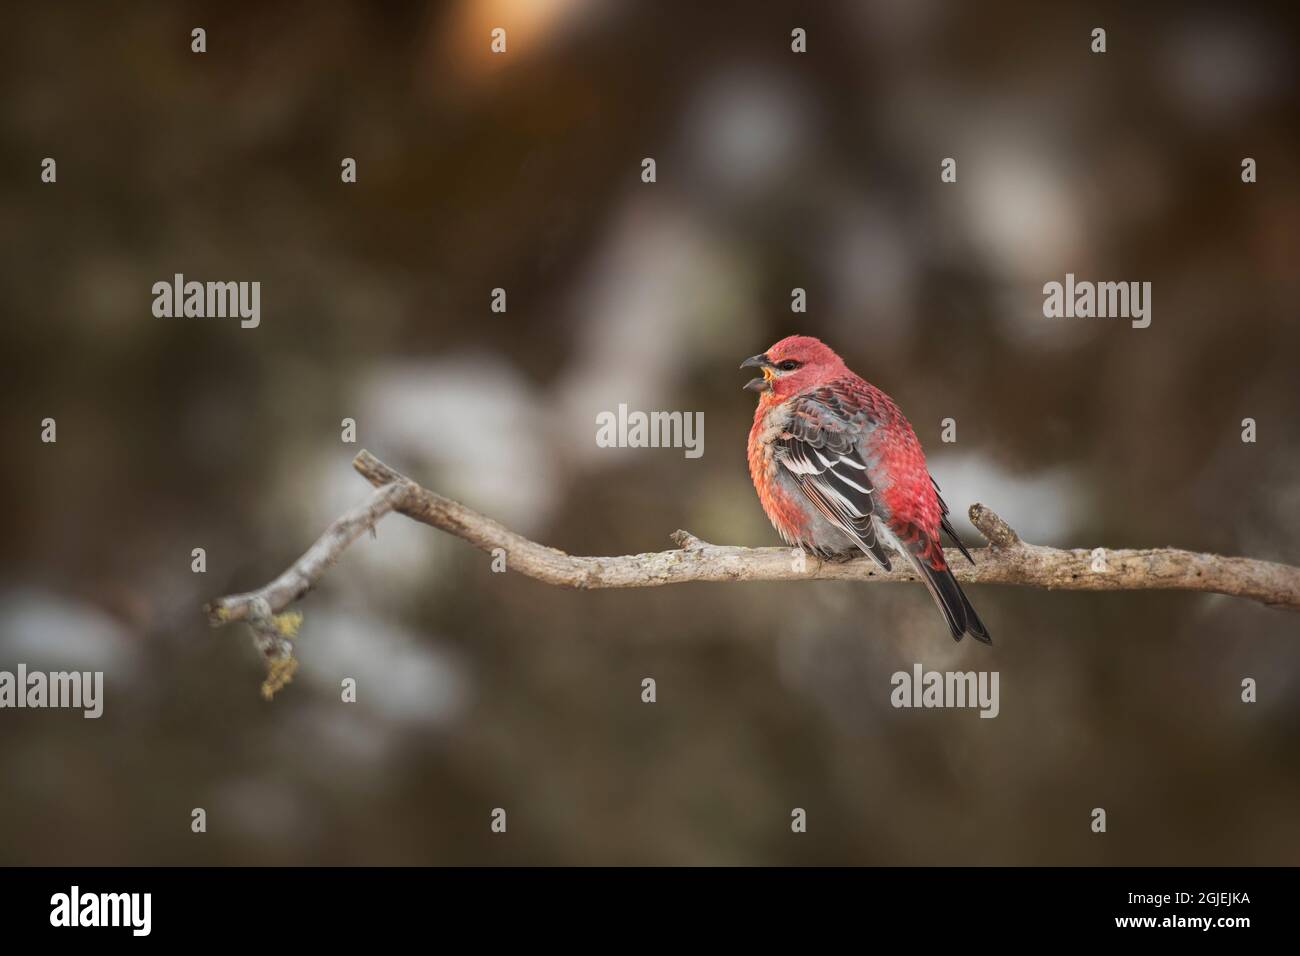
[742,335,990,643]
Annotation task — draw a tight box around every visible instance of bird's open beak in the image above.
[741,353,774,392]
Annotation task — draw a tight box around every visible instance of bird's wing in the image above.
[930,475,975,565]
[776,395,891,569]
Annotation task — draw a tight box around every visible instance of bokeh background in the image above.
[1,0,1297,865]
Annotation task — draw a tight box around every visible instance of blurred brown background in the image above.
[1,0,1297,864]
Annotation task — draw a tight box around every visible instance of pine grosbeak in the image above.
[743,335,991,642]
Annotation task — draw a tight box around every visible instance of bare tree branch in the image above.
[207,449,1300,696]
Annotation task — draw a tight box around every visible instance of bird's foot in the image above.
[822,550,860,564]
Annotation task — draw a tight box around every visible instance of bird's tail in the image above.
[910,555,991,644]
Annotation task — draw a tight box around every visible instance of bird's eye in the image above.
[778,360,800,371]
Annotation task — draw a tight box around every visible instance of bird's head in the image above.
[740,335,846,398]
